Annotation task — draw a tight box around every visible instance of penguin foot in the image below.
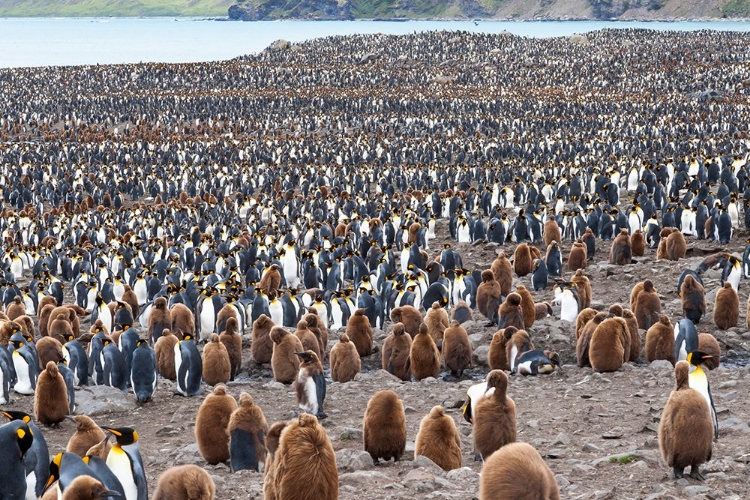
[672,467,684,479]
[689,467,705,481]
[473,451,481,462]
[316,412,328,420]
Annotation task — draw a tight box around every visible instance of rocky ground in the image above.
[6,220,750,500]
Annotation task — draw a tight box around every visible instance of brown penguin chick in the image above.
[589,317,628,372]
[629,281,645,311]
[491,251,513,296]
[154,329,178,380]
[251,314,275,364]
[479,442,560,500]
[535,302,554,320]
[567,241,588,271]
[227,392,269,473]
[329,333,360,383]
[48,311,75,343]
[543,217,561,247]
[571,270,592,310]
[89,318,107,336]
[61,475,119,500]
[35,361,70,427]
[294,320,322,360]
[506,329,533,374]
[656,227,673,259]
[681,274,706,324]
[622,309,641,362]
[497,293,525,331]
[698,333,721,370]
[488,327,516,371]
[410,323,441,381]
[575,308,598,339]
[5,295,25,320]
[424,301,450,344]
[513,243,534,277]
[270,327,303,384]
[66,415,107,457]
[195,384,238,465]
[713,282,739,330]
[475,270,502,326]
[38,303,57,338]
[170,303,195,339]
[515,284,536,329]
[259,264,282,297]
[390,305,422,338]
[219,317,242,381]
[450,300,473,324]
[607,305,632,362]
[576,312,608,368]
[14,314,34,337]
[216,303,239,336]
[362,390,407,465]
[152,464,216,500]
[268,414,338,500]
[344,309,372,357]
[120,285,140,319]
[36,336,64,367]
[381,323,412,381]
[473,370,516,460]
[264,421,287,482]
[665,229,687,261]
[442,320,471,377]
[659,361,714,480]
[202,333,231,386]
[630,229,646,257]
[84,430,112,461]
[303,312,328,356]
[414,406,462,471]
[633,280,661,330]
[645,314,675,364]
[609,228,632,265]
[147,297,171,345]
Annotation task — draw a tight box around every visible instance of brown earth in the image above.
[6,217,750,500]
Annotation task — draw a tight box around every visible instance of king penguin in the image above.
[1,410,50,499]
[10,334,38,395]
[686,351,719,442]
[0,420,34,500]
[294,350,327,419]
[131,340,157,404]
[174,333,202,397]
[102,426,148,500]
[674,318,699,362]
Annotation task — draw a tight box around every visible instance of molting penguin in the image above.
[472,370,516,461]
[497,293,525,330]
[659,361,714,480]
[479,442,560,500]
[381,323,412,381]
[362,390,407,465]
[414,406,462,471]
[228,392,268,473]
[195,384,237,465]
[609,228,632,265]
[513,243,534,277]
[329,333,360,383]
[450,300,472,324]
[174,334,203,397]
[680,274,706,324]
[571,270,592,310]
[294,350,327,419]
[409,323,441,381]
[270,327,303,384]
[488,327,515,371]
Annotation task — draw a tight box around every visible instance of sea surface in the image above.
[1,17,750,68]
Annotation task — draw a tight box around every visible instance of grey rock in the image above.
[339,427,363,441]
[555,474,570,488]
[684,485,711,496]
[413,455,441,470]
[719,417,750,434]
[335,449,373,471]
[553,432,570,446]
[75,384,137,416]
[339,470,393,486]
[649,360,673,371]
[445,467,478,482]
[403,469,437,492]
[473,346,489,366]
[602,426,624,439]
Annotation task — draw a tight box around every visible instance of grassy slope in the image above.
[0,0,746,18]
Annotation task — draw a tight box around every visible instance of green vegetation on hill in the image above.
[0,0,234,17]
[722,0,750,17]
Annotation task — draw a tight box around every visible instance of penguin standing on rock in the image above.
[294,350,327,419]
[102,426,148,500]
[174,333,203,397]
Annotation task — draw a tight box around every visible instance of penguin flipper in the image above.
[230,428,259,472]
[314,373,326,415]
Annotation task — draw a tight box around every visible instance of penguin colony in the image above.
[2,28,750,497]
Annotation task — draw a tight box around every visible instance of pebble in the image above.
[602,427,624,439]
[684,485,711,496]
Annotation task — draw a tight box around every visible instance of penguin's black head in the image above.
[294,350,318,364]
[102,426,139,446]
[13,423,33,456]
[687,350,715,368]
[1,410,32,423]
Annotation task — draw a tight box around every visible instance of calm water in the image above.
[1,17,750,68]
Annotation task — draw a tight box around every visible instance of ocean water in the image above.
[1,17,750,68]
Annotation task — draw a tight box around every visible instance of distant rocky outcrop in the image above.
[228,0,746,21]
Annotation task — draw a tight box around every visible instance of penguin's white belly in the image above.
[298,375,319,415]
[13,353,34,395]
[174,344,186,395]
[516,360,533,375]
[107,450,138,500]
[199,301,215,341]
[138,304,152,330]
[25,471,36,500]
[269,302,284,327]
[0,366,6,404]
[509,345,519,372]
